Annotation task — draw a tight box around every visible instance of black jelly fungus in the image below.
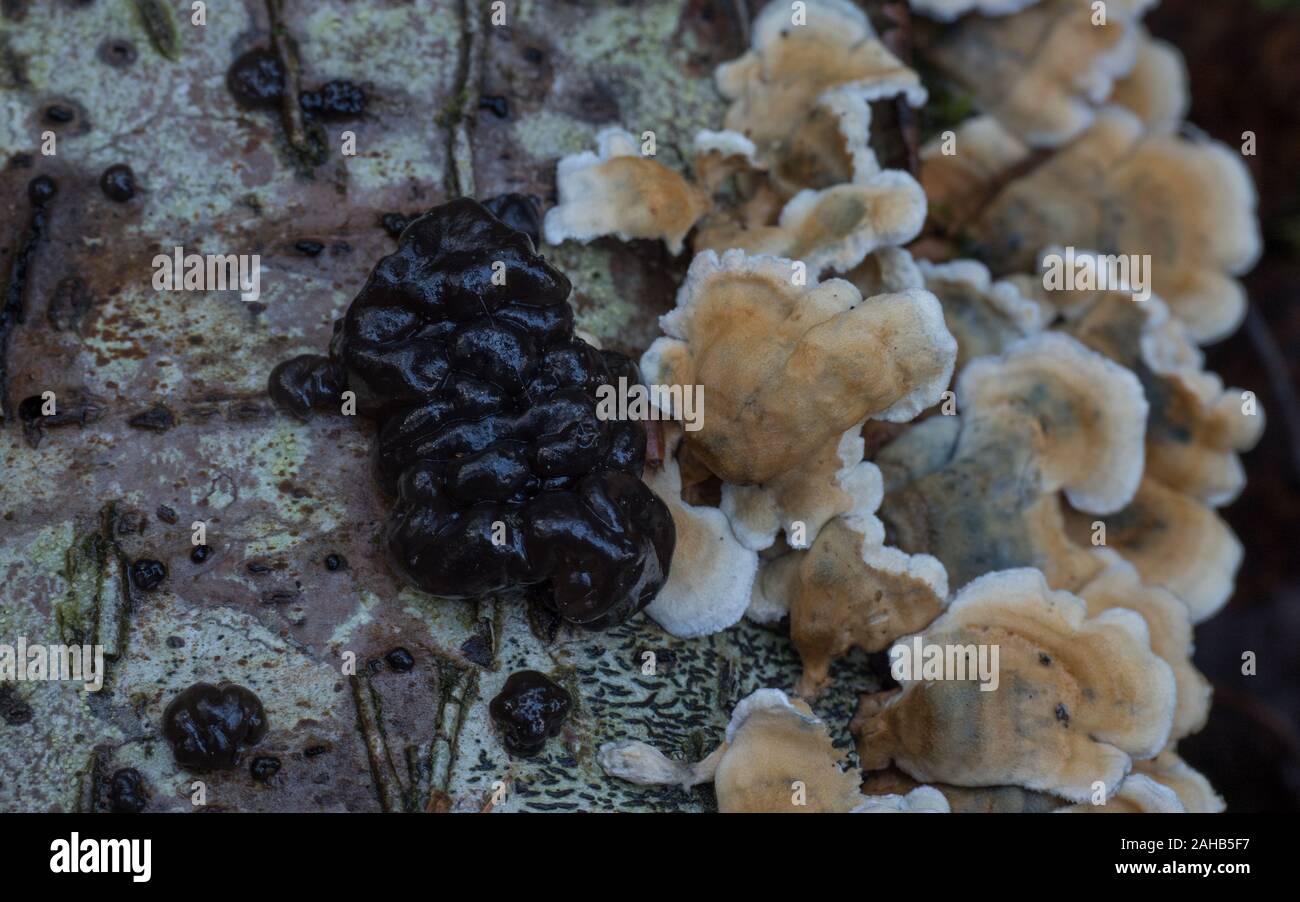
[98,39,137,67]
[156,504,178,524]
[267,353,340,419]
[43,104,74,124]
[481,192,542,247]
[522,47,544,64]
[99,163,135,202]
[384,647,415,672]
[324,552,346,571]
[265,199,674,629]
[299,80,366,120]
[127,403,173,430]
[379,212,411,238]
[489,670,571,757]
[294,239,325,256]
[107,768,147,813]
[28,175,57,207]
[478,94,509,118]
[250,755,281,782]
[0,685,34,726]
[190,544,210,564]
[226,47,285,110]
[129,558,166,590]
[162,682,268,771]
[303,745,327,758]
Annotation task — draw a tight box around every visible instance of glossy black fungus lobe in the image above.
[268,198,674,628]
[250,755,281,782]
[384,647,415,672]
[299,80,367,120]
[481,193,542,247]
[324,552,346,571]
[99,164,135,202]
[190,544,211,564]
[226,48,285,110]
[162,682,268,771]
[129,558,166,590]
[489,670,571,757]
[107,768,147,813]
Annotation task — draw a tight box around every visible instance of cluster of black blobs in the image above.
[268,198,675,629]
[161,682,268,771]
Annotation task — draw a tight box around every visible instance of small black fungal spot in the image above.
[129,558,167,590]
[324,552,346,571]
[384,647,415,672]
[294,239,324,257]
[98,38,137,67]
[42,104,74,124]
[99,163,136,202]
[478,94,509,119]
[1055,702,1070,725]
[156,504,177,524]
[250,755,281,782]
[127,403,174,431]
[189,544,211,564]
[1039,652,1052,666]
[107,768,147,813]
[380,212,411,238]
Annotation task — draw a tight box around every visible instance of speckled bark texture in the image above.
[0,0,879,812]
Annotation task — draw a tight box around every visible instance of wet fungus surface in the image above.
[269,198,675,628]
[489,670,572,758]
[162,683,269,772]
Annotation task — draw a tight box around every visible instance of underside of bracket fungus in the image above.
[925,108,1260,343]
[854,569,1175,801]
[879,332,1146,592]
[643,249,956,488]
[1058,774,1184,813]
[908,0,1042,24]
[598,689,950,813]
[714,0,925,190]
[917,0,1155,147]
[543,127,708,255]
[1133,751,1226,813]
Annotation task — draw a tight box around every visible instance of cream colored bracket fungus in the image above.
[924,107,1260,343]
[854,568,1175,801]
[1058,774,1185,813]
[879,332,1147,592]
[642,248,957,489]
[693,171,929,275]
[1059,289,1264,507]
[908,0,1042,23]
[598,688,950,813]
[1078,551,1211,742]
[917,0,1155,147]
[714,0,926,194]
[642,423,759,638]
[542,127,709,255]
[918,258,1046,372]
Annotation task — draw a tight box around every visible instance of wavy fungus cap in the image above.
[642,249,956,487]
[918,0,1155,146]
[599,688,951,813]
[853,568,1176,802]
[715,0,925,187]
[543,127,708,254]
[933,108,1260,343]
[879,333,1147,592]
